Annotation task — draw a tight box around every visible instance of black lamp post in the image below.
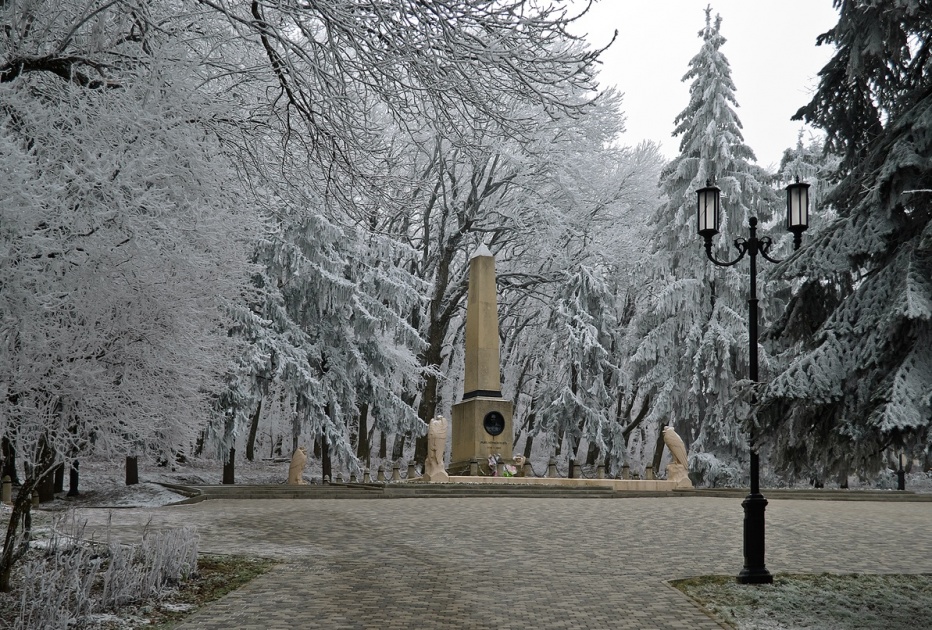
[697,176,810,585]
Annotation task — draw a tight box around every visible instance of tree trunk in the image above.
[321,437,331,483]
[355,404,370,466]
[67,461,79,497]
[391,431,406,461]
[125,455,139,485]
[585,441,599,466]
[245,399,263,462]
[35,437,55,503]
[1,436,19,485]
[413,386,432,462]
[621,393,651,448]
[523,412,536,458]
[194,429,206,457]
[0,479,37,593]
[378,431,387,459]
[52,462,64,493]
[222,447,235,484]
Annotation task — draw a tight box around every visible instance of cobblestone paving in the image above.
[74,497,932,629]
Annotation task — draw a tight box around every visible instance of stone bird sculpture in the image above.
[662,426,688,468]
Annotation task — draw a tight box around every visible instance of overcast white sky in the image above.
[568,1,840,169]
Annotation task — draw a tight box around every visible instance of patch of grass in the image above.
[672,573,932,629]
[147,555,275,628]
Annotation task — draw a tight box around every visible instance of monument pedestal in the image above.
[449,397,513,475]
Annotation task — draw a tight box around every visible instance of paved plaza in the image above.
[75,496,932,629]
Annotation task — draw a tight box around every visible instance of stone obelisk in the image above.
[450,245,513,474]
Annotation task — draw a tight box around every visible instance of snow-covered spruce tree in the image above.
[628,9,777,483]
[497,139,663,471]
[497,141,663,472]
[756,0,932,479]
[776,133,839,214]
[211,180,427,476]
[531,263,623,467]
[0,2,257,590]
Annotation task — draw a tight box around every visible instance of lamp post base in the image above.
[737,493,773,584]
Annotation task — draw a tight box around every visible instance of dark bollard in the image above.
[68,461,80,497]
[222,448,235,485]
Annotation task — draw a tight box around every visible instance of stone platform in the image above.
[444,475,685,491]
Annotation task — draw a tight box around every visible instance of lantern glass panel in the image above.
[697,185,720,236]
[786,181,810,231]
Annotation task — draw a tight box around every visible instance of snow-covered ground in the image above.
[3,457,313,513]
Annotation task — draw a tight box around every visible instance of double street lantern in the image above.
[696,176,810,585]
[696,177,810,243]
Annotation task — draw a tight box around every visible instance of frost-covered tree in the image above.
[206,0,607,215]
[0,3,257,589]
[531,264,622,464]
[776,132,839,212]
[757,0,932,479]
[628,8,777,482]
[203,0,615,467]
[214,179,427,476]
[502,140,664,471]
[357,86,631,465]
